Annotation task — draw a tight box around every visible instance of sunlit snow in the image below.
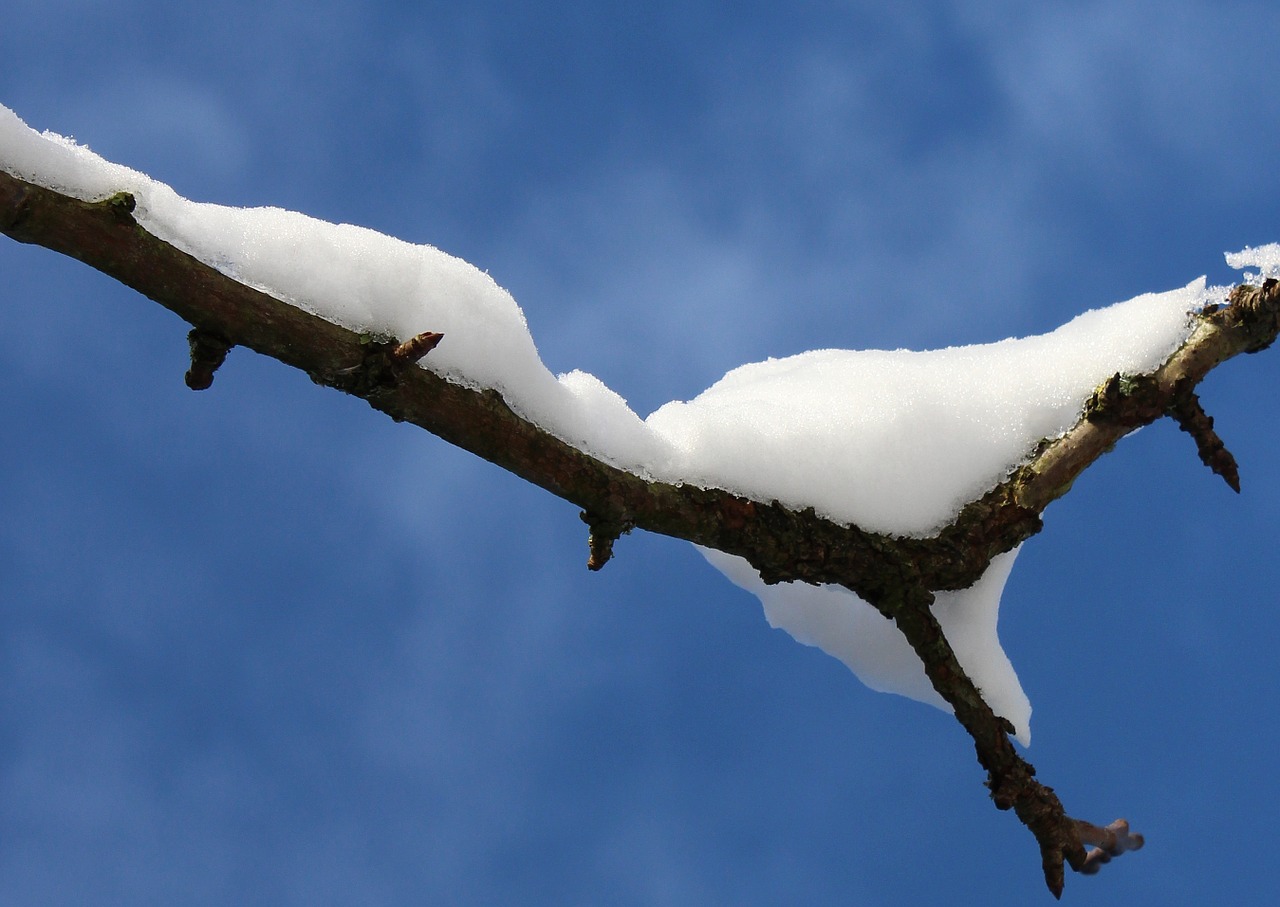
[3,103,1237,746]
[1225,244,1280,283]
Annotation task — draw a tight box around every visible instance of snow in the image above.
[0,105,667,473]
[703,546,1028,740]
[1225,243,1280,283]
[2,103,1237,746]
[646,290,1202,535]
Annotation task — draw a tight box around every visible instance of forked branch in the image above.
[3,167,1277,896]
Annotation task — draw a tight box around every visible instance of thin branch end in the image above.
[390,330,444,364]
[582,510,634,571]
[184,328,233,390]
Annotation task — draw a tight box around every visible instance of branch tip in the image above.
[582,511,633,571]
[8,168,1277,895]
[1219,279,1280,354]
[1043,853,1065,899]
[330,330,443,395]
[1076,818,1144,875]
[586,536,615,571]
[390,330,444,364]
[1168,388,1241,492]
[184,329,233,390]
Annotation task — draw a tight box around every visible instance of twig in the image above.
[184,328,233,390]
[1168,383,1240,491]
[1076,818,1145,874]
[389,330,443,364]
[4,166,1279,897]
[581,510,634,571]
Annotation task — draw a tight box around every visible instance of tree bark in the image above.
[4,168,1277,895]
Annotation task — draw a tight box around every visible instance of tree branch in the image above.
[4,167,1277,896]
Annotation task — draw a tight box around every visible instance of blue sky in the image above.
[3,2,1280,904]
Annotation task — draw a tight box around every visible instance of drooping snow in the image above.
[2,103,1240,746]
[704,545,1029,743]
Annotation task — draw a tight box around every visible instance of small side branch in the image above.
[886,585,1144,896]
[887,588,1082,896]
[581,510,634,571]
[1169,384,1240,492]
[185,328,233,390]
[390,330,443,364]
[1076,818,1145,874]
[5,167,1280,899]
[331,330,444,398]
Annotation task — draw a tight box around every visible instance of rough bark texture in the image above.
[4,168,1278,896]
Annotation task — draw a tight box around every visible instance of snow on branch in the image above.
[4,113,1279,897]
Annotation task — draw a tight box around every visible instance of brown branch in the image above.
[390,329,444,364]
[581,510,634,571]
[185,328,233,390]
[1076,818,1145,874]
[4,166,1278,896]
[1169,383,1240,492]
